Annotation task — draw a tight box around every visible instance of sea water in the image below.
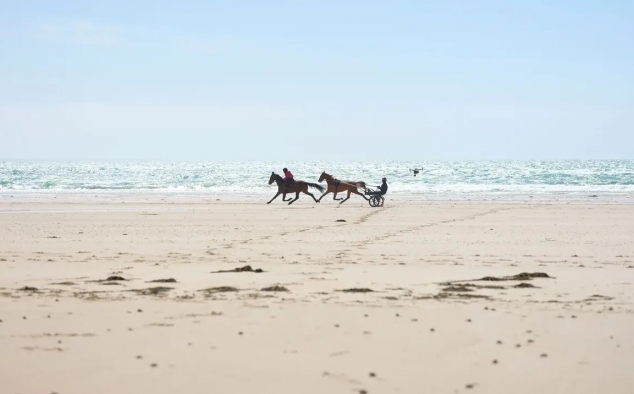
[1,161,633,201]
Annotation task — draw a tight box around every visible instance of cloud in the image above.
[35,21,241,54]
[38,21,126,47]
[32,18,263,55]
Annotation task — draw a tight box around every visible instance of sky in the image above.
[0,0,633,161]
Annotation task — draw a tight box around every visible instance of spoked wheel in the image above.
[368,196,384,207]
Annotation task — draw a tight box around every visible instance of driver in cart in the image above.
[367,177,388,197]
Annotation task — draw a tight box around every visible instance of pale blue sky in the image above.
[1,0,632,160]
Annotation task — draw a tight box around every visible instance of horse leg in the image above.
[339,191,351,204]
[283,185,296,201]
[317,190,330,202]
[288,191,300,205]
[267,191,281,204]
[332,188,350,204]
[303,189,318,203]
[352,189,369,201]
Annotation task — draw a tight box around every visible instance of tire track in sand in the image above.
[216,205,390,251]
[355,206,518,247]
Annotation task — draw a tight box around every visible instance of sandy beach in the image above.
[1,196,633,394]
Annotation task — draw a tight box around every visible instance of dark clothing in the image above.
[369,182,387,196]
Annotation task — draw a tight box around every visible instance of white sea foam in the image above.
[1,161,633,201]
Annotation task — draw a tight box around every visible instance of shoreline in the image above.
[1,191,634,205]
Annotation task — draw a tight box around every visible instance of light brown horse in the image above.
[317,172,368,204]
[268,172,325,205]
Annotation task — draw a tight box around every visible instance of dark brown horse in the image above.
[317,172,368,204]
[268,172,325,205]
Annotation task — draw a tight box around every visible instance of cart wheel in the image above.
[378,196,385,207]
[369,196,379,207]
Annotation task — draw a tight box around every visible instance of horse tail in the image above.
[357,181,366,189]
[306,182,325,193]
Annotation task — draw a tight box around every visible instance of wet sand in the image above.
[1,197,633,394]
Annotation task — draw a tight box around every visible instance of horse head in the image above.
[269,172,279,185]
[318,171,330,183]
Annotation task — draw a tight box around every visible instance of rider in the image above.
[369,178,388,196]
[283,168,294,189]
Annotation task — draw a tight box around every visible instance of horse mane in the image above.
[269,172,284,185]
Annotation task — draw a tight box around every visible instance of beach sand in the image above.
[1,197,633,393]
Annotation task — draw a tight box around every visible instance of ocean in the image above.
[1,160,634,201]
